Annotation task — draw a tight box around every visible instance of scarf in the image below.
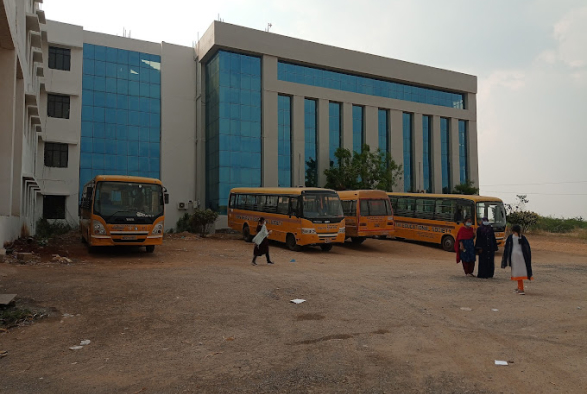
[455,225,475,263]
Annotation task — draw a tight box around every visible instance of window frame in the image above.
[44,142,69,168]
[47,94,71,119]
[48,46,71,71]
[43,195,67,220]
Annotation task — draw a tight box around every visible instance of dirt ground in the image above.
[1,232,586,394]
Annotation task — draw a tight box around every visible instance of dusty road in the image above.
[1,233,586,393]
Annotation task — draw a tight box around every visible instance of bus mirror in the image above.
[164,193,170,204]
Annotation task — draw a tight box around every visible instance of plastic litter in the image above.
[491,309,499,312]
[495,360,508,366]
[290,259,296,262]
[460,307,472,311]
[80,340,91,346]
[69,346,83,351]
[290,299,306,304]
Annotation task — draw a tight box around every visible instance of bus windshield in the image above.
[476,201,507,227]
[94,181,164,223]
[302,193,344,219]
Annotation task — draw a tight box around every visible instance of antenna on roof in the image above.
[217,13,224,22]
[265,23,272,32]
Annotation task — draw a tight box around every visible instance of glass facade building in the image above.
[458,120,468,184]
[277,61,465,109]
[403,112,413,192]
[328,102,341,166]
[422,115,432,193]
[205,50,262,213]
[440,117,451,193]
[277,95,292,187]
[378,109,389,155]
[304,99,318,186]
[352,105,364,153]
[80,44,161,197]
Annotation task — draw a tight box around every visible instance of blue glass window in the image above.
[422,115,432,193]
[79,45,161,198]
[403,113,413,192]
[352,105,364,153]
[205,51,262,213]
[278,95,292,187]
[278,61,465,109]
[440,117,451,193]
[329,102,341,166]
[458,120,468,184]
[378,109,389,155]
[304,99,318,187]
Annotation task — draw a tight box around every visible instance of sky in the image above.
[42,0,587,218]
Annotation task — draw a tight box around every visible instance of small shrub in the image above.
[507,211,539,233]
[533,216,586,234]
[35,218,71,239]
[176,213,191,233]
[189,209,219,237]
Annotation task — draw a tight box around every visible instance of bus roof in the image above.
[386,192,503,203]
[337,190,390,199]
[230,187,336,195]
[88,175,163,186]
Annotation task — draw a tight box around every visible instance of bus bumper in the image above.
[90,235,163,246]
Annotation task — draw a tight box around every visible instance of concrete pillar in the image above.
[12,78,25,216]
[291,95,305,187]
[0,49,16,216]
[468,120,479,187]
[431,115,442,194]
[364,105,378,151]
[263,90,278,187]
[262,55,278,187]
[450,118,460,191]
[413,113,424,192]
[390,110,403,192]
[195,60,206,207]
[341,102,353,152]
[317,99,329,188]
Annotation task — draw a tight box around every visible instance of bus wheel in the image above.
[442,235,455,252]
[146,245,155,253]
[286,234,301,252]
[351,237,366,244]
[243,225,253,242]
[320,244,333,252]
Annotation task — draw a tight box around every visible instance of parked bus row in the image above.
[77,176,506,254]
[228,187,507,252]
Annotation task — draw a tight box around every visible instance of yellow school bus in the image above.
[387,192,507,251]
[337,190,395,244]
[228,187,346,251]
[80,175,169,252]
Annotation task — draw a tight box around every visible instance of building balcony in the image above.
[26,13,41,34]
[30,31,42,49]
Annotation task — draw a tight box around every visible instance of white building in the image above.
[0,6,478,246]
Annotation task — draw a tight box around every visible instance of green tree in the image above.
[452,180,479,195]
[324,145,402,191]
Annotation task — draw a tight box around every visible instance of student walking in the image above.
[475,217,498,278]
[501,224,533,295]
[252,217,274,265]
[456,217,476,277]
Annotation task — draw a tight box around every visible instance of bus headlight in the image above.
[152,223,164,235]
[92,220,106,235]
[338,227,346,233]
[301,228,316,234]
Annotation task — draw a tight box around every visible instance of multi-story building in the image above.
[0,0,46,245]
[1,12,478,245]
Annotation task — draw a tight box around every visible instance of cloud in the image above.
[553,6,587,68]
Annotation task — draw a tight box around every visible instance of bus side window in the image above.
[397,198,416,218]
[458,202,475,223]
[435,199,455,222]
[415,199,435,219]
[228,194,235,208]
[389,197,398,212]
[265,196,278,213]
[277,196,289,215]
[360,200,369,216]
[289,197,300,217]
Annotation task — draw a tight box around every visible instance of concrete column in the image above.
[12,78,25,216]
[431,115,442,194]
[364,105,378,151]
[317,99,329,188]
[291,95,305,187]
[450,118,460,191]
[195,60,206,207]
[341,102,353,151]
[262,55,278,187]
[413,113,424,192]
[390,110,403,191]
[468,120,479,187]
[0,49,16,216]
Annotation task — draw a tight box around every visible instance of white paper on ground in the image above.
[460,307,472,311]
[69,346,84,351]
[492,309,499,312]
[80,340,91,346]
[495,360,508,366]
[290,299,306,304]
